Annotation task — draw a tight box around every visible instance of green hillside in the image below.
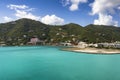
[0,18,120,45]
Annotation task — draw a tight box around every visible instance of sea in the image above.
[0,46,120,80]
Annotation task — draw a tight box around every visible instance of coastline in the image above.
[62,47,120,54]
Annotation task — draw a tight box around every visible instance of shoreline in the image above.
[62,47,120,54]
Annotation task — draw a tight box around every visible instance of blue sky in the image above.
[0,0,120,26]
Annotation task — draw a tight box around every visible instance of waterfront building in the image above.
[77,42,88,48]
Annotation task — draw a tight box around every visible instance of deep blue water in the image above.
[0,46,120,80]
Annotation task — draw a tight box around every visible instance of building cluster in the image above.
[0,36,45,46]
[75,42,98,48]
[98,43,120,49]
[59,41,98,48]
[0,41,6,46]
[1,35,120,49]
[60,41,120,49]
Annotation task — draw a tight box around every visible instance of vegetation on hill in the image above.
[0,18,120,45]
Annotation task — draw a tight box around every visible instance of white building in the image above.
[77,42,88,48]
[60,42,72,46]
[89,43,98,47]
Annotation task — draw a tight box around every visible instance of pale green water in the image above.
[0,46,120,80]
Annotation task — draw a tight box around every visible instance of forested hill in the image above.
[0,18,120,45]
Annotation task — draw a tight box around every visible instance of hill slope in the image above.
[0,18,120,45]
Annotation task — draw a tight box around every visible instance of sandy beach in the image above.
[62,47,120,54]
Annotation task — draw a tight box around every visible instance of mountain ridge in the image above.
[0,18,120,46]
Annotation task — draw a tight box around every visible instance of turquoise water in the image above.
[0,46,120,80]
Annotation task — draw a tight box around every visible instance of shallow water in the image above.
[0,46,120,80]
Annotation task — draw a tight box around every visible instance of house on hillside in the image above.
[28,37,45,45]
[28,37,39,45]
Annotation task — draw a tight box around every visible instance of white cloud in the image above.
[90,0,120,26]
[62,0,70,6]
[94,13,118,26]
[41,15,64,25]
[7,4,40,20]
[3,16,13,22]
[118,6,120,10]
[90,0,120,15]
[7,4,28,10]
[62,0,87,11]
[70,4,79,11]
[15,10,40,20]
[4,4,65,25]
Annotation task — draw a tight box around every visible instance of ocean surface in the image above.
[0,46,120,80]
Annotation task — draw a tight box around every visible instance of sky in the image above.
[0,0,120,26]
